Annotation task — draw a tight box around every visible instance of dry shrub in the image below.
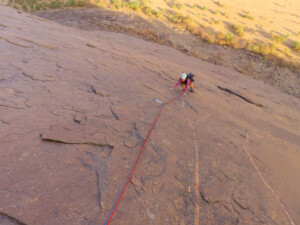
[216,32,239,46]
[225,32,234,44]
[168,12,184,23]
[260,44,271,55]
[186,22,197,32]
[248,44,260,54]
[270,32,288,43]
[177,2,183,9]
[231,24,245,37]
[293,41,300,51]
[204,33,216,43]
[269,43,277,53]
[248,43,272,55]
[217,32,225,39]
[145,7,153,16]
[218,40,227,45]
[194,27,206,39]
[183,16,193,24]
[128,1,141,11]
[94,0,107,7]
[241,13,254,20]
[283,48,291,56]
[111,0,123,9]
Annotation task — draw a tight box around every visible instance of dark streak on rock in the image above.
[110,106,119,120]
[87,43,96,48]
[22,72,55,82]
[0,211,28,225]
[90,85,97,94]
[78,157,92,171]
[0,36,31,48]
[0,119,10,124]
[200,191,218,204]
[91,85,110,97]
[217,86,264,107]
[0,104,23,109]
[184,100,199,114]
[220,170,234,181]
[56,63,63,69]
[17,37,56,49]
[232,205,241,216]
[133,122,145,142]
[95,170,102,213]
[41,135,114,149]
[232,198,249,210]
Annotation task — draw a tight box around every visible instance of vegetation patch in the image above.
[240,12,254,20]
[225,32,234,44]
[293,41,300,51]
[270,32,289,43]
[49,0,63,9]
[177,2,183,9]
[128,1,141,11]
[111,0,123,9]
[247,43,278,56]
[231,24,244,37]
[284,47,291,56]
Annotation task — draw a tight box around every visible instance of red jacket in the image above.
[173,78,190,93]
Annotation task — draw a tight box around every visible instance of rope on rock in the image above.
[103,92,184,225]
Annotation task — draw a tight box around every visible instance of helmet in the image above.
[180,73,187,80]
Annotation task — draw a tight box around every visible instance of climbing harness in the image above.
[103,92,184,225]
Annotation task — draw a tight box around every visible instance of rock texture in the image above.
[0,5,300,225]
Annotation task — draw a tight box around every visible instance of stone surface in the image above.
[0,6,299,225]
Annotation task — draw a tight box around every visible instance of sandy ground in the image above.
[149,0,300,61]
[1,5,300,225]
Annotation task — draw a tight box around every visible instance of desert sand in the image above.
[145,0,300,61]
[1,4,300,225]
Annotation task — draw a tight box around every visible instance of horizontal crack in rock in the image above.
[200,191,231,206]
[217,86,263,107]
[16,37,56,49]
[22,72,56,82]
[91,85,110,97]
[41,135,114,148]
[0,103,24,109]
[87,43,96,48]
[0,36,31,48]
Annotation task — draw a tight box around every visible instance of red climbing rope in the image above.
[104,92,184,225]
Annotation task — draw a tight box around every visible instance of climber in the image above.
[171,73,195,94]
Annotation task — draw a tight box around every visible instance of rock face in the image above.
[0,5,300,225]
